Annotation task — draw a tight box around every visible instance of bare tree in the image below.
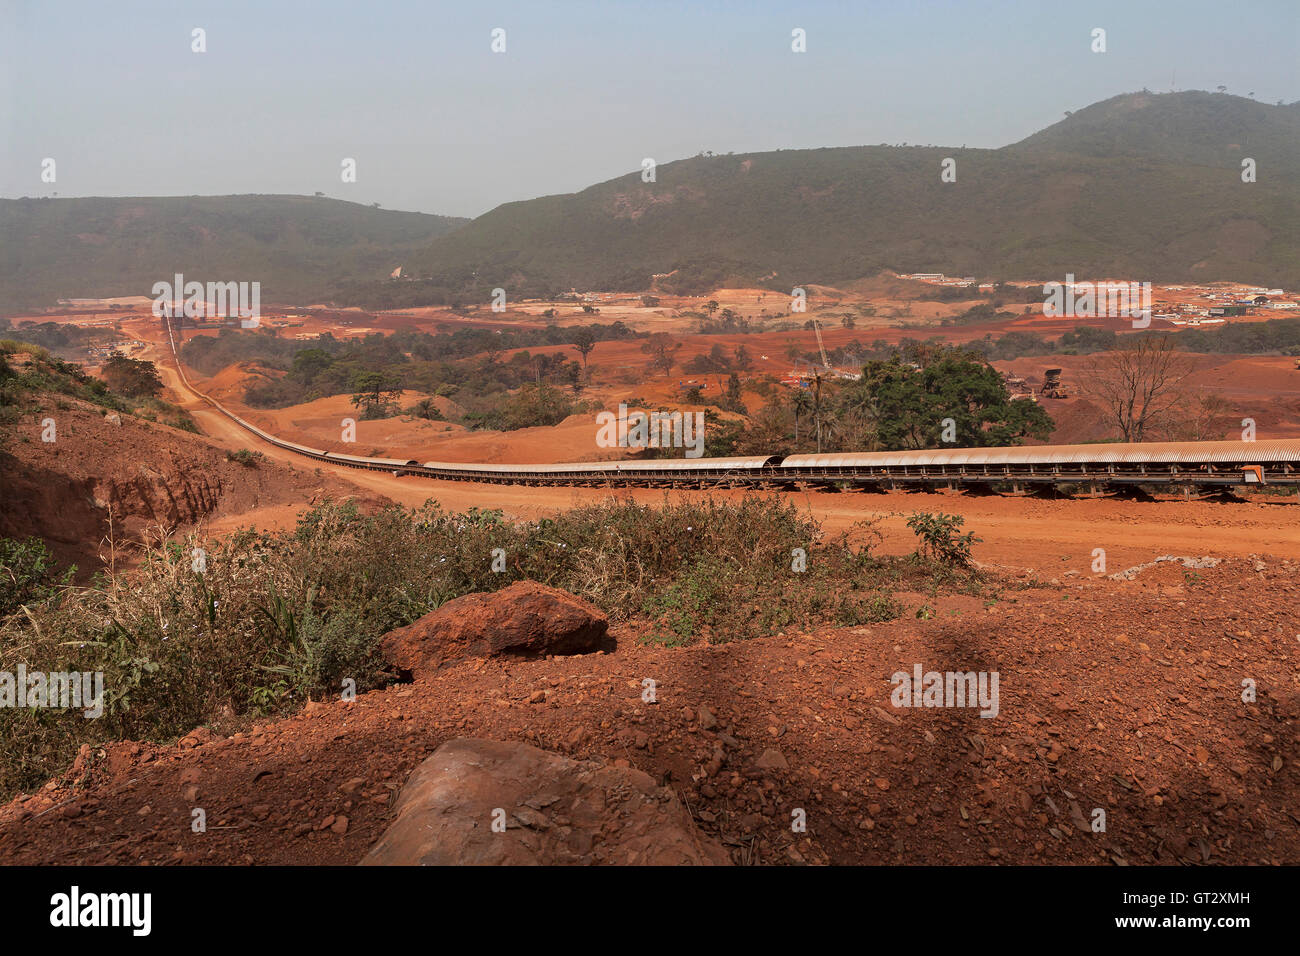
[639,333,681,377]
[1167,390,1231,442]
[1083,337,1194,442]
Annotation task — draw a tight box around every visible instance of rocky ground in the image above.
[1,556,1296,866]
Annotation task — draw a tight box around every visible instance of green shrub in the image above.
[0,496,991,799]
[906,512,980,567]
[225,448,264,467]
[0,537,73,617]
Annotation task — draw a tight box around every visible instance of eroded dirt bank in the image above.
[2,558,1295,865]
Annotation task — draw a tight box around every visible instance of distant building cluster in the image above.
[1151,284,1294,326]
[84,340,145,360]
[900,271,1296,327]
[898,273,978,288]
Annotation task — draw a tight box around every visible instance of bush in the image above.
[0,537,73,617]
[0,497,991,799]
[906,512,980,567]
[406,397,444,420]
[226,449,264,467]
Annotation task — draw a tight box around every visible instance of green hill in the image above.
[409,91,1300,296]
[1014,91,1300,174]
[0,195,466,312]
[4,92,1297,312]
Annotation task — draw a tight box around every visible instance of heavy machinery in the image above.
[812,316,831,370]
[1040,368,1069,399]
[1001,371,1037,402]
[808,317,861,381]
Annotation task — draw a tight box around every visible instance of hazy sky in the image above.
[2,0,1297,218]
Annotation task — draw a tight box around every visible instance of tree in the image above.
[571,327,597,367]
[640,333,681,376]
[721,373,747,414]
[409,396,444,420]
[700,408,748,458]
[854,350,1053,450]
[703,300,719,316]
[733,344,754,371]
[348,370,402,419]
[1169,391,1230,442]
[812,373,825,453]
[289,348,334,386]
[100,355,162,397]
[489,383,573,430]
[790,388,812,443]
[1082,337,1194,442]
[560,360,583,393]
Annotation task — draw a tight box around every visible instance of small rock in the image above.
[754,749,789,772]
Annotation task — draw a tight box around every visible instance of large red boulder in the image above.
[379,581,610,675]
[359,738,731,866]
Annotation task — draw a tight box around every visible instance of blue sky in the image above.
[2,0,1297,217]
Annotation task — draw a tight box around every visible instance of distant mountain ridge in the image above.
[0,195,467,312]
[408,91,1300,296]
[3,92,1297,312]
[1013,91,1300,172]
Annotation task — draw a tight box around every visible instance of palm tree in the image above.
[791,388,813,444]
[811,373,824,453]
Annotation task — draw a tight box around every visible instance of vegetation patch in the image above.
[0,498,987,799]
